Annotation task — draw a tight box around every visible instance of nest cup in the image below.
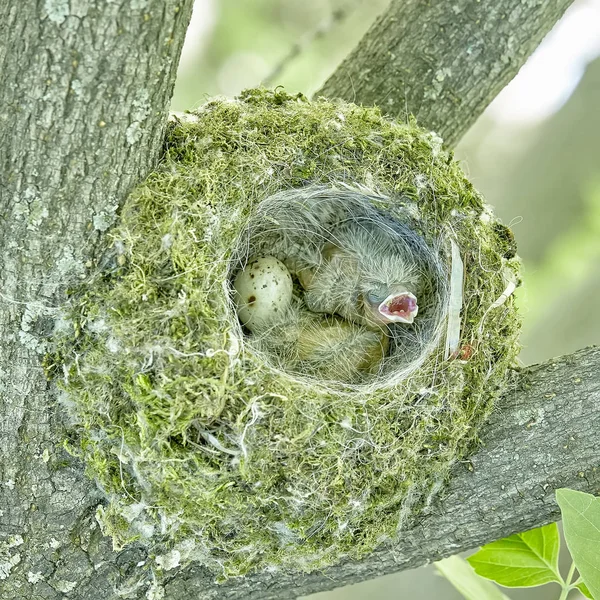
[53,89,521,579]
[234,185,450,388]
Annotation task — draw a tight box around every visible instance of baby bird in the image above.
[250,187,423,331]
[252,302,390,383]
[300,219,420,330]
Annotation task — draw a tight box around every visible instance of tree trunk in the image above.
[0,2,194,597]
[0,0,591,599]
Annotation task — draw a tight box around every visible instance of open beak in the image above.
[377,292,418,324]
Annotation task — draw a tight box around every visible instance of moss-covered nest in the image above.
[52,89,521,579]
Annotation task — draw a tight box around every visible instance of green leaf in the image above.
[467,522,562,587]
[436,555,512,600]
[557,488,600,600]
[577,581,593,599]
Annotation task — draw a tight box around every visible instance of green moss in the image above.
[52,89,521,578]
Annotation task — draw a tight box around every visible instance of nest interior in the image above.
[51,88,521,579]
[234,185,450,386]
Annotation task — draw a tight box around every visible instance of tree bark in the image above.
[318,0,575,146]
[0,0,593,599]
[0,1,194,597]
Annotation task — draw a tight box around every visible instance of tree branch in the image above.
[318,0,575,146]
[0,2,194,598]
[162,346,600,599]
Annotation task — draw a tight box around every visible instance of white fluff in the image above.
[445,239,464,359]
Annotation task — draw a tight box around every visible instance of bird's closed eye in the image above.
[366,289,387,304]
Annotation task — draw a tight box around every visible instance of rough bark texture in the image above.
[318,0,575,146]
[0,1,194,597]
[0,0,595,599]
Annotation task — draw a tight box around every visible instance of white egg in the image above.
[233,256,293,332]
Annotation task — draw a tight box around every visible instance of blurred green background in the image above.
[171,1,600,597]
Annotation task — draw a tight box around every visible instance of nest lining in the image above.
[50,89,521,580]
[232,185,451,389]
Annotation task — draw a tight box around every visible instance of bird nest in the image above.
[50,89,521,580]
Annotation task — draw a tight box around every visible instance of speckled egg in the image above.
[233,256,293,332]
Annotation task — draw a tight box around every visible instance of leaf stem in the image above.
[557,562,578,600]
